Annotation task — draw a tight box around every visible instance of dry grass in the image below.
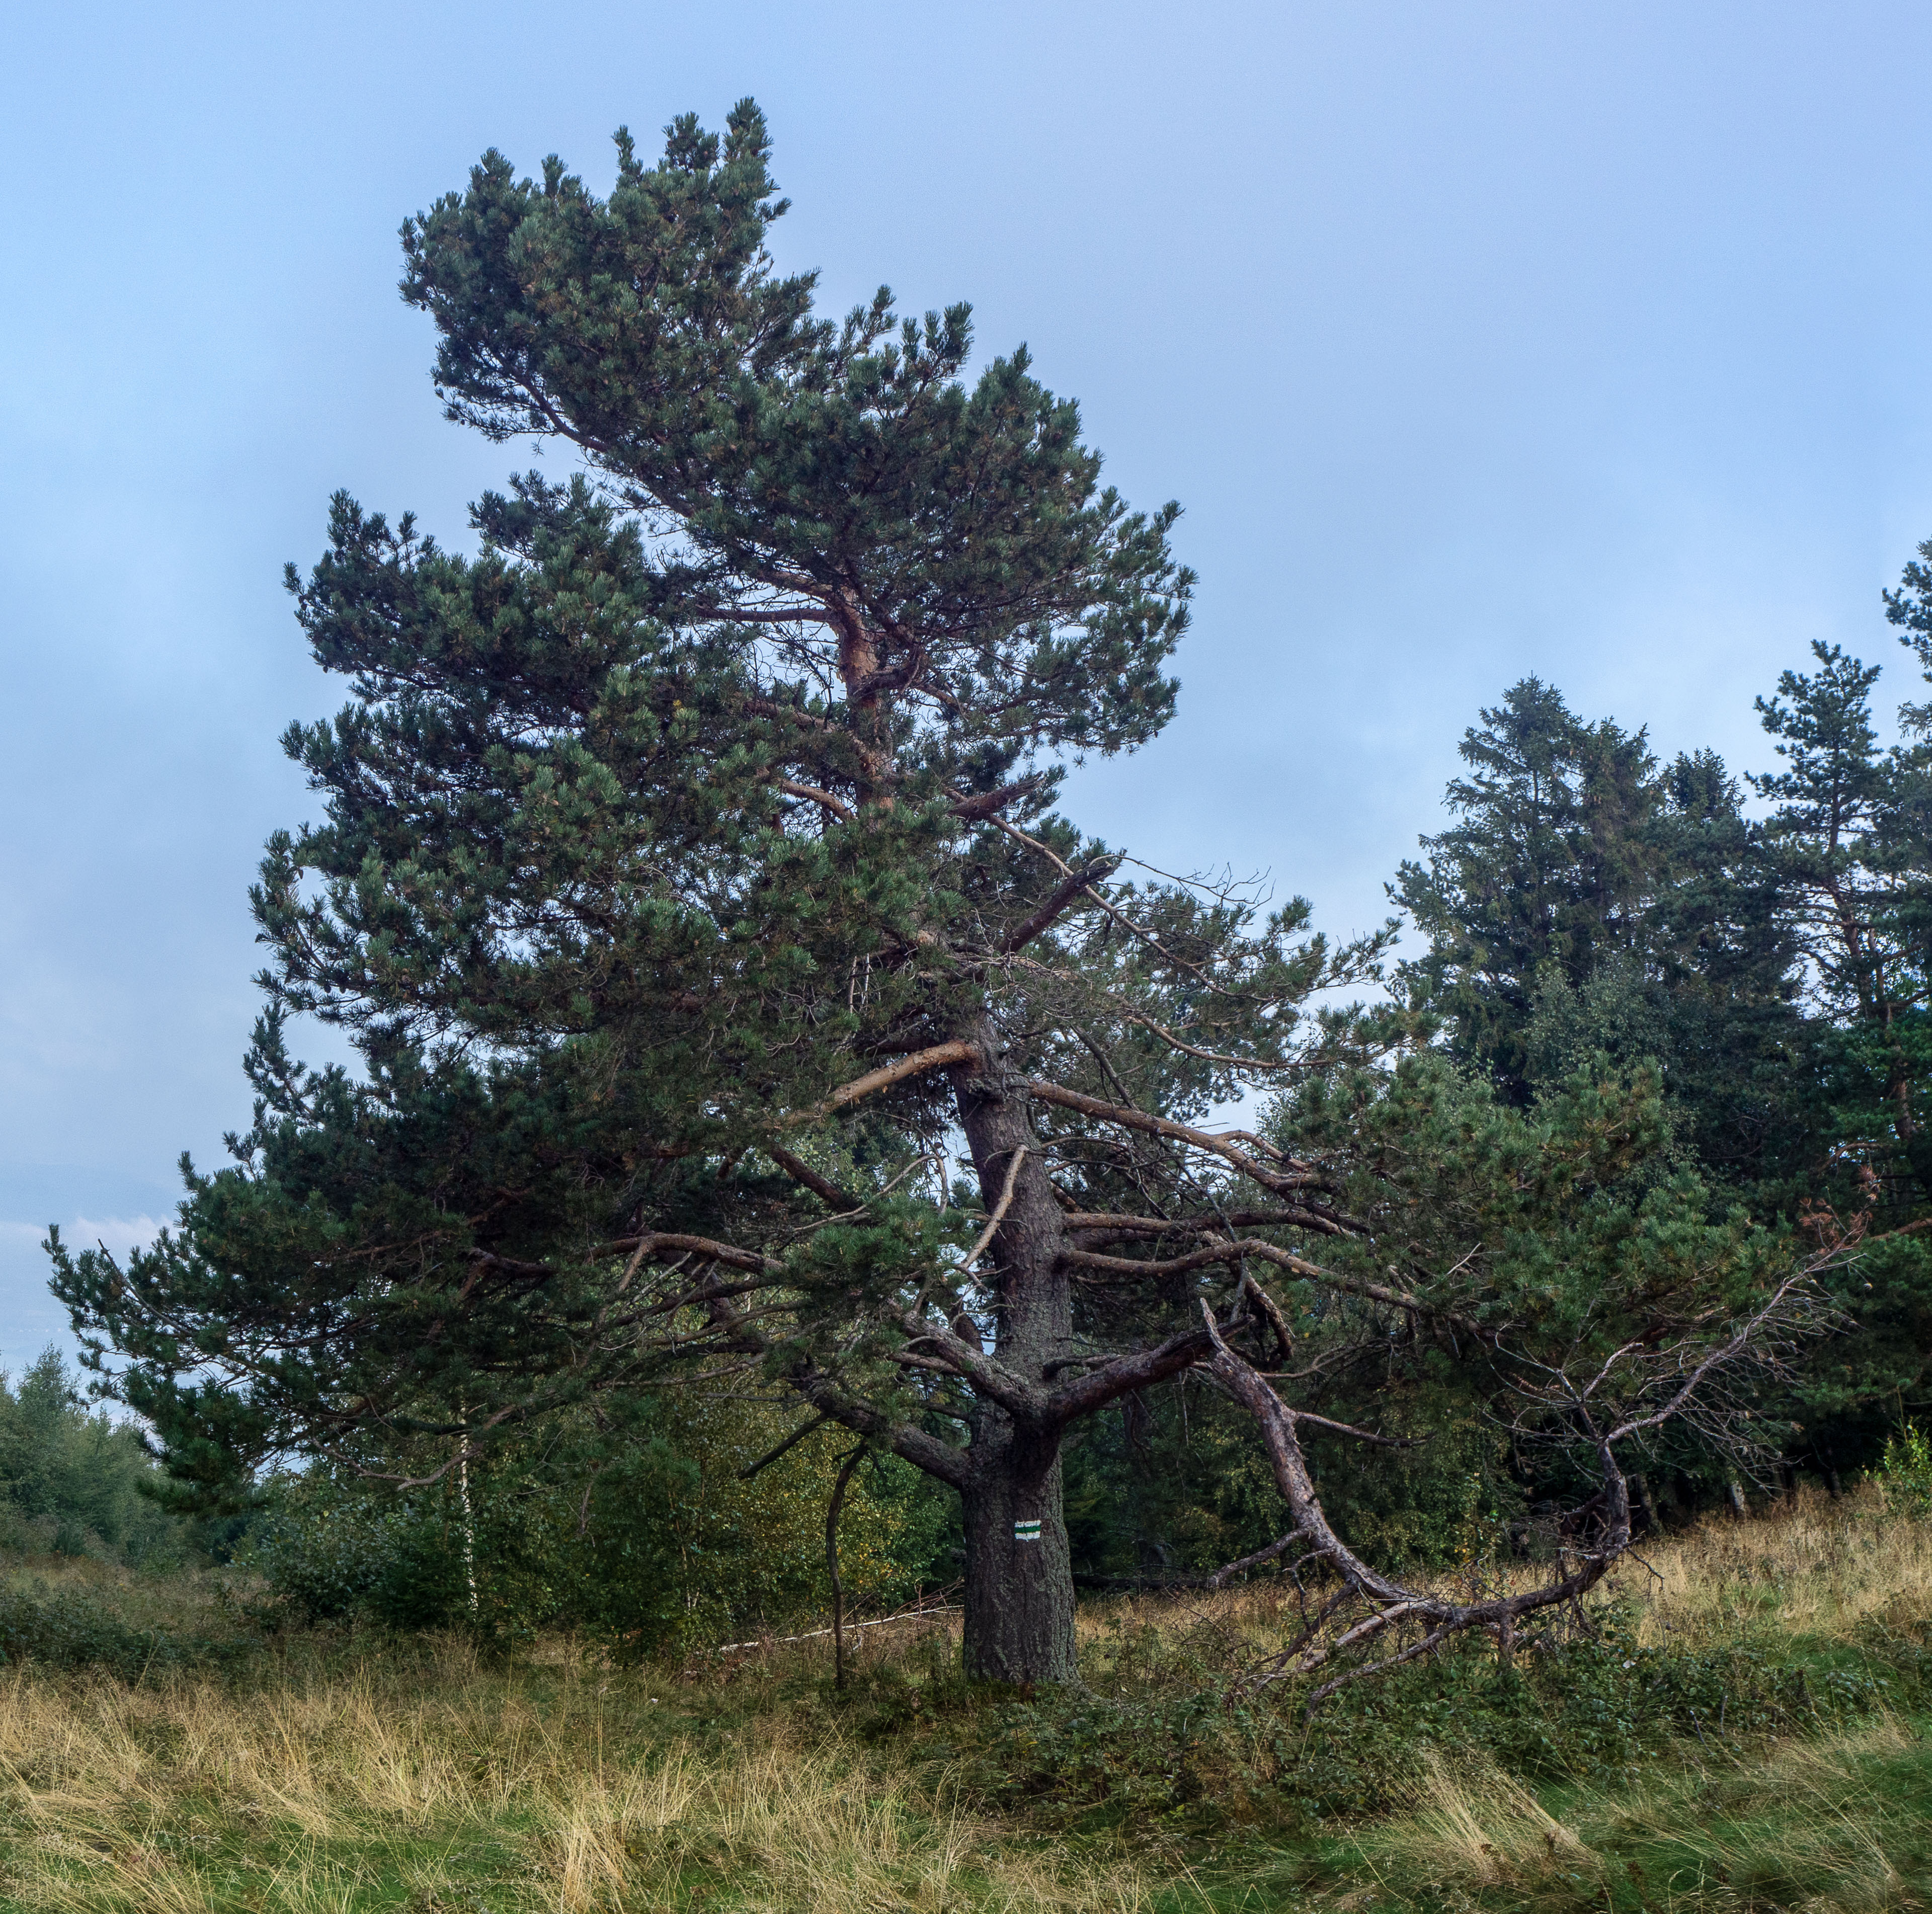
[1370,1751,1597,1890]
[1068,1484,1932,1672]
[1605,1483,1932,1649]
[3,1494,1930,1911]
[1325,1493,1932,1910]
[0,1648,1151,1912]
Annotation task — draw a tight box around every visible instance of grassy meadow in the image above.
[0,1492,1929,1911]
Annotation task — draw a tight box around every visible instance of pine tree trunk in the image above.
[951,1018,1080,1685]
[961,1427,1077,1683]
[1629,1471,1657,1537]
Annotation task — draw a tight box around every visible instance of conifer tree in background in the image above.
[1753,640,1932,1205]
[1391,677,1673,1095]
[0,1349,186,1565]
[1747,635,1932,1457]
[1390,678,1800,1183]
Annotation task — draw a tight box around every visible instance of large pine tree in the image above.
[56,107,1814,1685]
[52,105,1387,1681]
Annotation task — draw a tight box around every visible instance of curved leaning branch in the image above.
[1196,1263,1829,1713]
[1198,1301,1618,1711]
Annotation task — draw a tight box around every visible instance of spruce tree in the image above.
[1748,635,1932,1459]
[1391,678,1798,1170]
[50,104,1387,1682]
[1753,640,1932,1200]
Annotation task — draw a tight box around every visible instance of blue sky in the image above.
[5,0,1932,1367]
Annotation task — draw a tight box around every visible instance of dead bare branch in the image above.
[1194,1261,1830,1714]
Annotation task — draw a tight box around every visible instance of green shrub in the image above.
[1878,1421,1932,1517]
[240,1483,468,1630]
[940,1605,1893,1839]
[0,1582,244,1679]
[247,1396,955,1652]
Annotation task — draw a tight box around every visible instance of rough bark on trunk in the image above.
[950,1017,1080,1684]
[960,1429,1077,1683]
[1629,1470,1658,1537]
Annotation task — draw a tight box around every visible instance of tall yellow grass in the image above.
[1612,1482,1932,1647]
[0,1648,1148,1912]
[1066,1484,1932,1672]
[1,1490,1925,1910]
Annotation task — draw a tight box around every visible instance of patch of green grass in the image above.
[1283,1717,1932,1911]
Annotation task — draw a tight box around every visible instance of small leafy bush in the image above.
[0,1583,245,1679]
[246,1398,955,1654]
[1879,1421,1932,1517]
[240,1483,468,1630]
[944,1605,1894,1839]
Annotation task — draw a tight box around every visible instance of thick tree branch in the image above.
[947,774,1051,822]
[1042,1316,1240,1423]
[776,1364,973,1491]
[1061,1242,1254,1281]
[895,1314,1042,1416]
[701,602,834,626]
[1198,1301,1638,1713]
[765,1146,864,1213]
[787,1041,981,1127]
[1063,1210,1317,1237]
[775,778,854,822]
[1002,857,1121,954]
[1025,1079,1342,1213]
[596,1233,783,1275]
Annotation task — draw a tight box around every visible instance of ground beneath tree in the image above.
[0,1493,1926,1911]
